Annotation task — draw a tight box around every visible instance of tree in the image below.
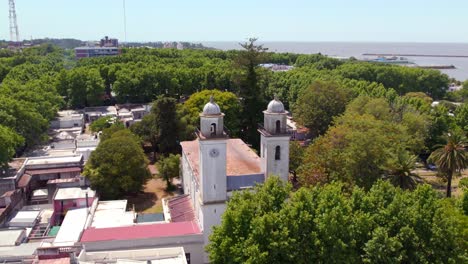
[157,154,180,188]
[385,149,422,190]
[183,89,241,136]
[428,131,468,197]
[208,177,467,263]
[289,141,304,183]
[0,125,24,173]
[454,103,468,131]
[89,116,115,132]
[152,96,180,154]
[236,38,269,148]
[293,81,353,138]
[99,121,125,142]
[83,129,151,199]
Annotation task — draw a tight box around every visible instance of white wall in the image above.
[260,135,290,182]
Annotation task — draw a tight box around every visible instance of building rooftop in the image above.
[8,210,40,227]
[25,155,83,167]
[90,200,135,228]
[54,187,95,201]
[165,195,195,223]
[54,207,88,245]
[180,138,262,181]
[0,229,25,246]
[81,221,201,242]
[0,241,41,260]
[2,158,27,179]
[77,247,187,264]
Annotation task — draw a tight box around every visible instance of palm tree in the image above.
[428,131,468,197]
[386,150,422,190]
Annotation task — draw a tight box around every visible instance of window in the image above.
[275,146,281,160]
[210,123,217,136]
[276,120,281,133]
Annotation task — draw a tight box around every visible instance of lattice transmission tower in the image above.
[9,0,20,43]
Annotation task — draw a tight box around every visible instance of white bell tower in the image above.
[198,96,227,203]
[258,96,290,182]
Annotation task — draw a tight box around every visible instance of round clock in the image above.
[209,148,220,158]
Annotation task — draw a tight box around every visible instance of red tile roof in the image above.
[180,138,262,182]
[80,221,201,242]
[168,195,196,222]
[26,167,81,175]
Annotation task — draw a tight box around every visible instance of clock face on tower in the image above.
[209,148,220,158]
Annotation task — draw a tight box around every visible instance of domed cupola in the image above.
[202,96,222,116]
[199,96,225,139]
[266,96,285,113]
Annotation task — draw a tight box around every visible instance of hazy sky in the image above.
[2,0,467,42]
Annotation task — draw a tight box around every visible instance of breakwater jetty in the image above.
[363,53,468,58]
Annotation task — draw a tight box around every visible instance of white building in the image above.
[178,96,290,262]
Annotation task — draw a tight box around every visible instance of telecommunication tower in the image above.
[9,0,20,44]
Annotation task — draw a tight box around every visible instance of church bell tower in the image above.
[258,96,290,182]
[197,96,227,203]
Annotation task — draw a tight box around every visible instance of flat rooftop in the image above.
[81,221,201,242]
[54,207,88,245]
[78,247,187,264]
[54,187,95,201]
[25,155,83,166]
[0,229,25,247]
[0,242,41,260]
[180,138,262,181]
[90,200,135,228]
[8,210,40,227]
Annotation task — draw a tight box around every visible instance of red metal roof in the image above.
[17,174,32,188]
[168,195,196,222]
[26,167,81,175]
[37,257,70,264]
[80,221,201,242]
[180,138,262,182]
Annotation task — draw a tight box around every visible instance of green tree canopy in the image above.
[89,116,115,132]
[293,80,353,138]
[157,154,180,188]
[208,177,467,264]
[183,89,241,136]
[83,129,151,199]
[0,125,24,172]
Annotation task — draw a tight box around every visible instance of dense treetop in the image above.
[208,177,468,264]
[0,42,465,178]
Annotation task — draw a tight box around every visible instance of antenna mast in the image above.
[9,0,20,43]
[123,0,127,43]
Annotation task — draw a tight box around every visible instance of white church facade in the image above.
[177,96,290,263]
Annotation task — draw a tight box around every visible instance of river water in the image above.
[202,41,468,81]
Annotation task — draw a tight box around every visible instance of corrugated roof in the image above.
[180,138,262,182]
[167,195,195,223]
[80,221,201,242]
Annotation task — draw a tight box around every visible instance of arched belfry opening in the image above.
[211,123,217,136]
[276,120,281,134]
[275,146,281,160]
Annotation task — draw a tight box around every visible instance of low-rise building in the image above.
[50,110,85,129]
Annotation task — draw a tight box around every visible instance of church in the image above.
[178,96,291,262]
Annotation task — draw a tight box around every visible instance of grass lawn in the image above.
[415,168,468,197]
